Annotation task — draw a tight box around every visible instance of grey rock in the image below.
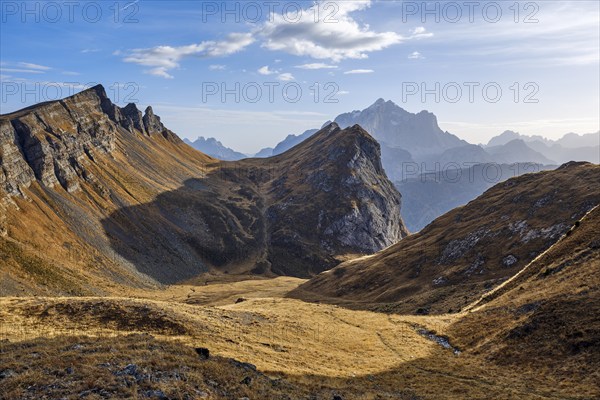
[502,255,518,267]
[440,228,489,263]
[0,369,16,379]
[142,389,168,399]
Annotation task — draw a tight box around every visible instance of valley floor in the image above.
[0,277,593,400]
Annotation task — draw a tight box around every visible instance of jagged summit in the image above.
[0,84,181,196]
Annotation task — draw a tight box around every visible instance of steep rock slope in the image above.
[263,123,408,275]
[1,85,213,294]
[0,86,406,293]
[291,162,600,314]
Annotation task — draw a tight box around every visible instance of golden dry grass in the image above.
[1,274,596,399]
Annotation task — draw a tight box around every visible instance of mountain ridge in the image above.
[0,86,407,293]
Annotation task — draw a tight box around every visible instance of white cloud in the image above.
[277,72,295,81]
[295,63,338,70]
[18,62,51,71]
[209,64,226,70]
[344,69,374,74]
[0,68,45,74]
[409,26,433,39]
[122,0,139,11]
[146,67,174,79]
[260,0,404,62]
[408,51,424,59]
[258,65,277,75]
[1,61,53,75]
[121,32,255,78]
[119,1,433,77]
[62,71,81,76]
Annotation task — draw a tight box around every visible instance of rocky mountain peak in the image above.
[265,123,408,275]
[334,99,466,156]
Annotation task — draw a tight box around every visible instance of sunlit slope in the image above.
[292,162,600,315]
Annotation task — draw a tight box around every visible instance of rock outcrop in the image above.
[0,85,178,195]
[264,123,408,275]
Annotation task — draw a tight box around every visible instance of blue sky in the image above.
[1,0,599,153]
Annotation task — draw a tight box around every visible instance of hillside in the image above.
[0,86,407,294]
[449,203,600,392]
[291,162,600,315]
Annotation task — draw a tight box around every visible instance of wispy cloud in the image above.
[344,69,374,74]
[295,63,338,70]
[419,2,598,66]
[122,0,139,11]
[121,32,255,78]
[0,68,45,74]
[147,67,174,79]
[209,64,226,70]
[408,51,424,59]
[18,62,51,71]
[277,72,295,81]
[1,61,52,75]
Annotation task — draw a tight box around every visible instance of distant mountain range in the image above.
[485,130,600,165]
[184,137,247,161]
[185,99,598,232]
[254,129,320,158]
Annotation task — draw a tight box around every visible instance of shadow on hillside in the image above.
[100,173,265,285]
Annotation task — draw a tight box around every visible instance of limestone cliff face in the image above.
[0,85,178,196]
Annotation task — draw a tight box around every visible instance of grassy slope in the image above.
[448,205,600,395]
[290,162,600,315]
[2,291,589,399]
[2,201,598,399]
[2,130,215,296]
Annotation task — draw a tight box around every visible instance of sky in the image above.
[1,0,599,154]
